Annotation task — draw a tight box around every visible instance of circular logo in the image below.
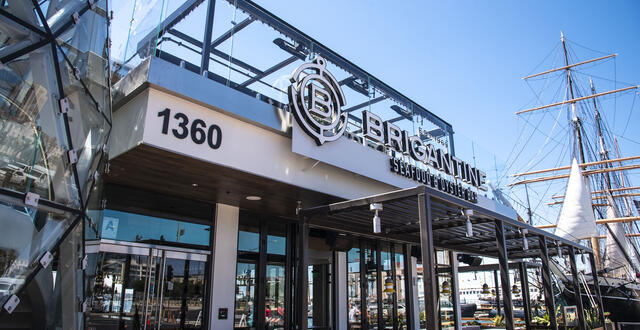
[288,56,347,146]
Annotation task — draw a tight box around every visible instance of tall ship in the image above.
[505,32,640,323]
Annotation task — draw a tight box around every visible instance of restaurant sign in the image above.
[289,57,485,203]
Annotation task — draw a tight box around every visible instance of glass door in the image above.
[233,214,290,330]
[86,242,209,330]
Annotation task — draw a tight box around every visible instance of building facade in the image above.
[0,1,601,329]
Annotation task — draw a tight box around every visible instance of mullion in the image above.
[391,244,398,330]
[256,220,268,329]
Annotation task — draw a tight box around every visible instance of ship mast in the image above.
[590,77,640,275]
[560,32,603,269]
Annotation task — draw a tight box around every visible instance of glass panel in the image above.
[98,209,211,246]
[347,245,361,329]
[265,263,285,328]
[237,230,259,253]
[0,220,83,328]
[86,252,154,329]
[0,44,77,206]
[234,262,256,328]
[380,244,393,329]
[363,242,378,329]
[266,222,286,255]
[0,202,75,307]
[0,2,41,31]
[161,258,207,329]
[56,2,111,122]
[416,263,426,329]
[395,245,407,329]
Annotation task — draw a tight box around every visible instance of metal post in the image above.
[404,244,417,330]
[376,240,384,328]
[518,262,532,329]
[449,252,461,330]
[297,213,309,330]
[568,246,586,330]
[588,252,606,326]
[493,269,501,316]
[200,0,216,73]
[494,220,514,330]
[538,236,557,330]
[418,193,438,330]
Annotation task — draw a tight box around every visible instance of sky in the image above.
[109,0,640,225]
[249,0,640,224]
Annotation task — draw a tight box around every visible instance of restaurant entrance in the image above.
[86,241,210,330]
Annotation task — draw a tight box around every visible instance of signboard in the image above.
[288,57,485,203]
[101,217,119,239]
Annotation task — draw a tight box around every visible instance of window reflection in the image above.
[98,209,210,246]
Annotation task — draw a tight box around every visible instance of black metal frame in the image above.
[132,0,455,153]
[518,261,532,329]
[299,185,598,330]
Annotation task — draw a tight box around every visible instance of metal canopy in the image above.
[300,185,590,259]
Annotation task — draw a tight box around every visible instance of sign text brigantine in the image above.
[288,56,485,203]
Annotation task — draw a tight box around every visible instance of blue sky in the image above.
[109,0,640,224]
[251,0,639,164]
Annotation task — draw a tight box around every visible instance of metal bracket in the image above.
[59,97,69,114]
[71,12,80,24]
[104,162,110,174]
[87,0,96,10]
[100,198,107,209]
[73,67,80,80]
[96,103,102,113]
[93,171,99,182]
[24,192,40,207]
[81,255,88,270]
[68,149,77,164]
[40,251,54,269]
[3,295,20,314]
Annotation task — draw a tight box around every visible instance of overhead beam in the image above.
[240,55,298,87]
[522,54,617,80]
[536,216,640,229]
[512,155,640,178]
[137,0,204,55]
[516,85,638,115]
[342,95,387,113]
[210,17,254,48]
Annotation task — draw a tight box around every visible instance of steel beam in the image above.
[495,220,514,330]
[518,262,532,329]
[404,244,416,330]
[136,0,204,55]
[418,193,438,330]
[538,236,557,329]
[342,95,387,113]
[588,252,605,327]
[568,246,586,330]
[210,17,254,48]
[240,55,298,87]
[297,212,309,330]
[493,269,501,316]
[449,252,461,330]
[200,0,216,73]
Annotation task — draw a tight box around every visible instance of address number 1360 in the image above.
[157,108,222,149]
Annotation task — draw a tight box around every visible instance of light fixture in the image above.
[491,288,496,296]
[556,241,563,258]
[521,228,529,250]
[441,281,451,294]
[370,203,383,234]
[482,283,490,294]
[191,183,199,188]
[462,209,474,237]
[383,277,395,294]
[512,285,521,294]
[246,196,262,201]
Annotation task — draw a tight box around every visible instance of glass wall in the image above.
[0,0,111,326]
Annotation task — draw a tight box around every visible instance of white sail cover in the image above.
[603,195,630,277]
[555,158,598,241]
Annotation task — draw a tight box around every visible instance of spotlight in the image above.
[462,209,474,237]
[521,228,529,250]
[370,203,383,234]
